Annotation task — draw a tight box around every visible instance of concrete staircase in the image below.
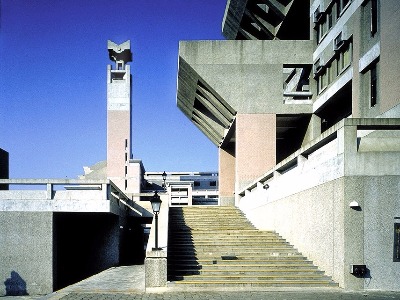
[167,206,337,288]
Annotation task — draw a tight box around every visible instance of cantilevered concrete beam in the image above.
[222,0,308,40]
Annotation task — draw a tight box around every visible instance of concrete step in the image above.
[168,280,337,287]
[169,241,291,247]
[171,270,324,276]
[168,258,313,264]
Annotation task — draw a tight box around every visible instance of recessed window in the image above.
[370,0,378,37]
[370,64,378,107]
[338,0,351,16]
[210,181,217,187]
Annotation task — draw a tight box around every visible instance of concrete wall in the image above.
[0,212,53,296]
[361,176,400,290]
[235,114,276,191]
[379,0,400,114]
[219,144,235,206]
[240,175,400,290]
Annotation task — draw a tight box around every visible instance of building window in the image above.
[337,0,351,16]
[370,63,378,107]
[194,181,200,187]
[337,43,352,75]
[209,181,217,187]
[394,223,400,262]
[314,3,336,44]
[370,0,378,37]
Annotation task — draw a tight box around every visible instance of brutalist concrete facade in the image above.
[176,0,400,290]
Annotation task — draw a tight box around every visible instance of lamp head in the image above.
[151,191,162,213]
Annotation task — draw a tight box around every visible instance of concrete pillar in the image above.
[219,144,235,206]
[235,113,276,192]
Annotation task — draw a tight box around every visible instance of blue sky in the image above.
[0,0,227,178]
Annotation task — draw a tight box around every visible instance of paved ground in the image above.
[2,265,400,300]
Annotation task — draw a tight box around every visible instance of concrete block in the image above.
[145,257,167,288]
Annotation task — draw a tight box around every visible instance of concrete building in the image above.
[144,171,219,206]
[177,0,400,291]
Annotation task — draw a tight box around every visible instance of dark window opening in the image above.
[371,0,378,36]
[370,64,377,107]
[315,81,352,133]
[210,181,217,187]
[394,223,400,262]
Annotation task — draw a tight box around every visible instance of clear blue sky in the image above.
[0,0,227,178]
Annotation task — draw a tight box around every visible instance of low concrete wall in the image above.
[0,212,53,296]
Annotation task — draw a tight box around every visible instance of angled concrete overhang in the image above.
[222,0,309,40]
[177,40,314,146]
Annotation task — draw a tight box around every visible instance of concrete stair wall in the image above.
[167,206,337,287]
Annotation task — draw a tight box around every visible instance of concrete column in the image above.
[219,144,235,206]
[235,114,276,192]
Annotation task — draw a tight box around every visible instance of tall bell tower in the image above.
[107,40,132,191]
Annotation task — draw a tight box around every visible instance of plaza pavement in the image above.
[2,265,400,300]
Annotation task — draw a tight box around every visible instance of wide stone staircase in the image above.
[167,206,337,287]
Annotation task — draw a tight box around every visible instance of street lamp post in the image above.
[162,171,167,189]
[150,191,162,251]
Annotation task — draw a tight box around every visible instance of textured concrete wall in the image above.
[361,176,400,290]
[235,114,276,191]
[240,178,349,288]
[380,0,400,114]
[240,175,400,290]
[219,145,235,206]
[0,212,53,296]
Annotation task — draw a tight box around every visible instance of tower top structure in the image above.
[107,40,132,68]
